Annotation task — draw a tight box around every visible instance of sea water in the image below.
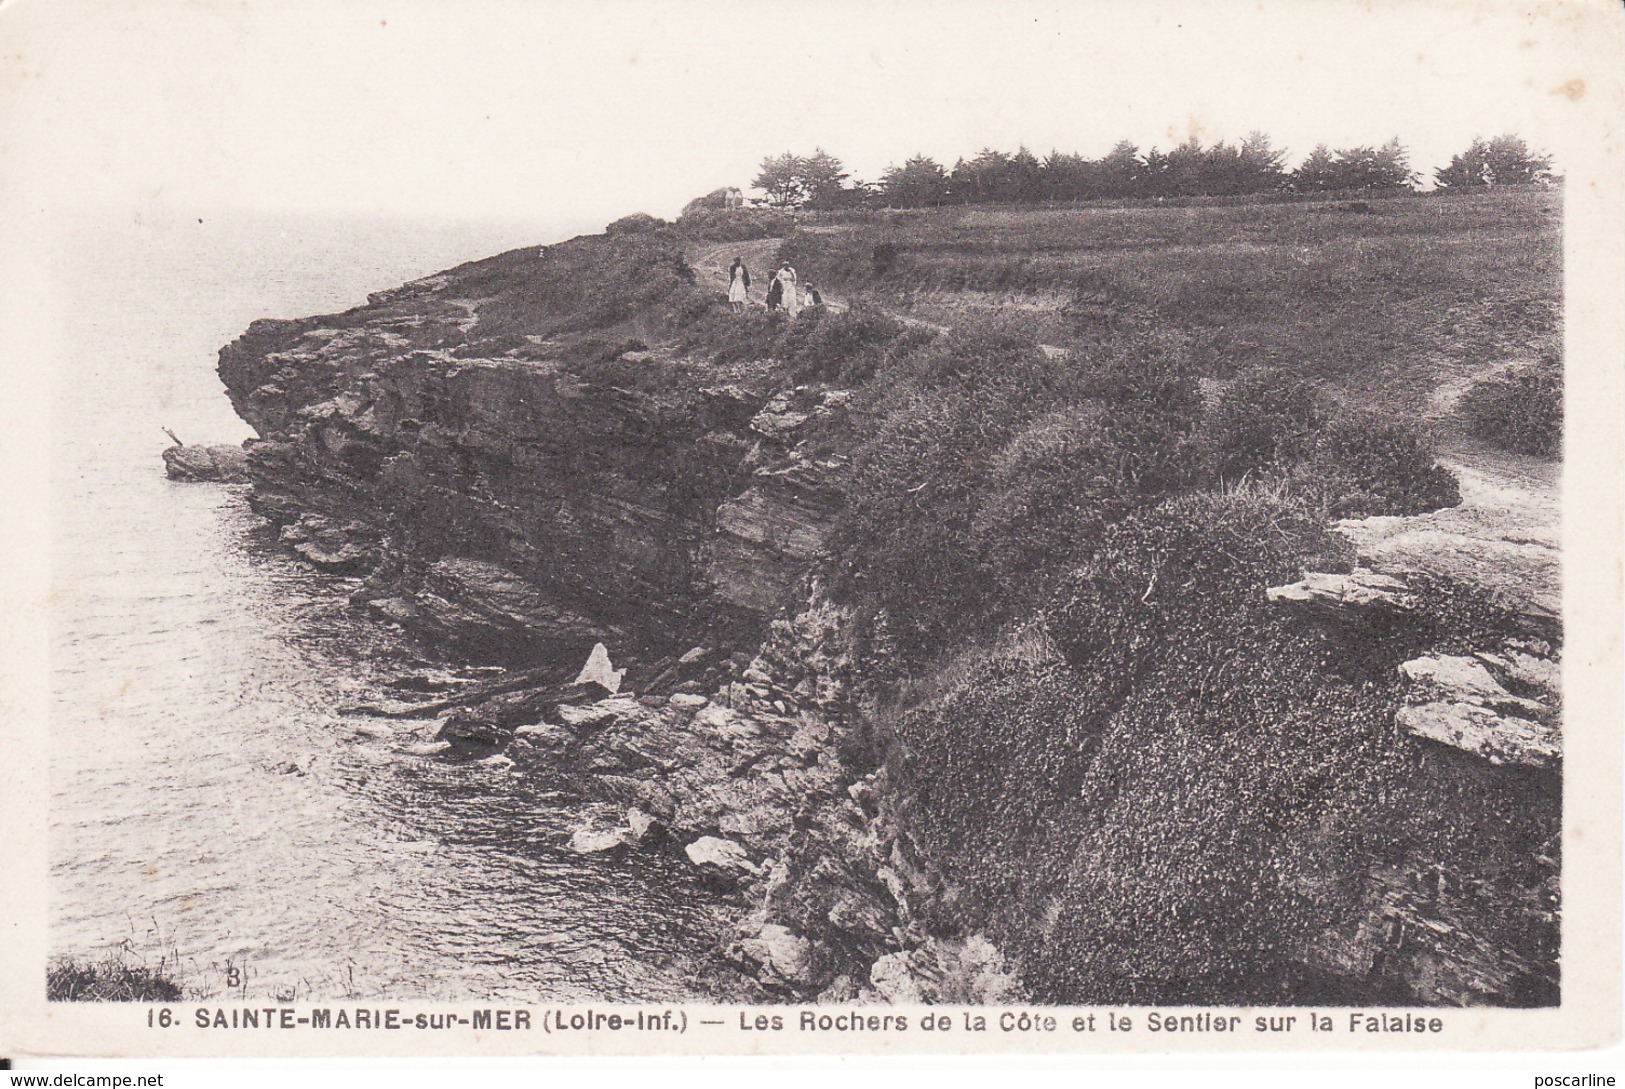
[46,210,731,1002]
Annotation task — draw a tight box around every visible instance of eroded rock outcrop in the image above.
[162,441,250,483]
[1396,653,1560,769]
[477,673,986,1001]
[217,242,851,662]
[1265,569,1418,626]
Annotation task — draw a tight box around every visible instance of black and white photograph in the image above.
[1,0,1620,1064]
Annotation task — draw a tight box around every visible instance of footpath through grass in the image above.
[769,188,1560,417]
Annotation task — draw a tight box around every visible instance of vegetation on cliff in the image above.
[48,953,183,1002]
[890,490,1557,1004]
[217,184,1561,1005]
[1457,354,1563,458]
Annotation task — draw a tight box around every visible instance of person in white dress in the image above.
[775,263,799,317]
[727,257,750,312]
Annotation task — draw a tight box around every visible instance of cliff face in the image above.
[217,225,1560,1007]
[218,236,842,662]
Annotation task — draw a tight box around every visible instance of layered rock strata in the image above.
[217,261,844,660]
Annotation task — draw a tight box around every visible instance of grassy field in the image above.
[774,188,1561,419]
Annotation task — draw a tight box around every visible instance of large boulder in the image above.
[1265,569,1418,626]
[1396,701,1559,769]
[680,187,744,217]
[162,442,249,483]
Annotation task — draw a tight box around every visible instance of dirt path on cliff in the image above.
[1324,357,1561,625]
[687,239,809,310]
[1339,445,1559,624]
[686,237,1023,345]
[685,239,1557,622]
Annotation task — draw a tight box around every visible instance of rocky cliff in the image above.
[215,232,985,999]
[217,224,1560,1006]
[218,235,845,664]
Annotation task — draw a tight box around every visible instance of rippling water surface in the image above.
[49,211,731,1001]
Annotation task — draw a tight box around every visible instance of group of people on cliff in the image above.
[728,258,822,316]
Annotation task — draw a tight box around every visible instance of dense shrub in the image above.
[888,319,1069,403]
[1457,357,1563,457]
[827,323,1063,659]
[1196,366,1324,479]
[676,207,796,241]
[972,406,1124,593]
[1074,345,1205,494]
[831,384,1004,663]
[1044,489,1348,667]
[680,304,789,365]
[605,212,667,235]
[823,321,1221,667]
[1193,368,1459,517]
[969,344,1204,614]
[895,491,1359,1000]
[49,954,184,1002]
[782,304,912,383]
[678,299,925,385]
[890,488,1557,1005]
[893,653,1109,869]
[1291,412,1461,517]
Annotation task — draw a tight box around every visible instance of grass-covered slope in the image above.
[888,490,1557,1005]
[773,189,1560,414]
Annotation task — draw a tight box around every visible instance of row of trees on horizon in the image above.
[748,134,1556,209]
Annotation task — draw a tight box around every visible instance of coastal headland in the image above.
[211,188,1562,1006]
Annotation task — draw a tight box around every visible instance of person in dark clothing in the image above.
[766,275,783,312]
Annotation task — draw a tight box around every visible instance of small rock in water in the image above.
[573,642,626,694]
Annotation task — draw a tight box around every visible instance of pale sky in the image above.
[1,0,1617,228]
